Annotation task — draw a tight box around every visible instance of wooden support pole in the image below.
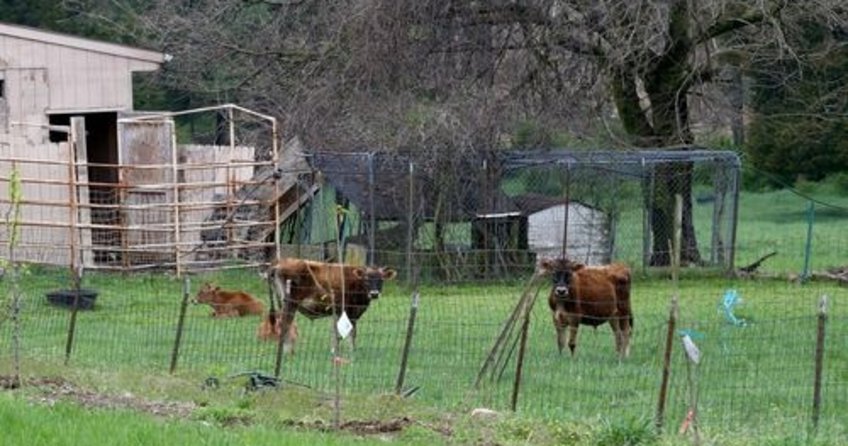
[812,295,828,431]
[510,294,535,412]
[475,273,545,388]
[655,295,678,431]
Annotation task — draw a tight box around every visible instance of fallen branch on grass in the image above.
[737,251,777,274]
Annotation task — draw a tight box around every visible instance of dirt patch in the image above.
[1,374,195,419]
[282,416,452,438]
[1,375,68,390]
[3,375,453,439]
[341,417,414,435]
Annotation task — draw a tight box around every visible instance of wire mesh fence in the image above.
[1,263,846,436]
[2,142,848,436]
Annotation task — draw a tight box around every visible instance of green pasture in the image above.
[2,185,848,444]
[1,266,846,440]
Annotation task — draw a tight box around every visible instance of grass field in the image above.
[2,185,848,445]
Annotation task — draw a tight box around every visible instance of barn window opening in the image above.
[48,114,70,142]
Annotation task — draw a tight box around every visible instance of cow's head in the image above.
[353,266,397,299]
[536,257,583,300]
[194,283,220,304]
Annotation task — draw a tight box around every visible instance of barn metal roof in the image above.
[0,21,166,64]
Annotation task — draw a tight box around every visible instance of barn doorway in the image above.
[49,112,120,264]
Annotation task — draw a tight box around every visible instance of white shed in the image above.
[513,194,611,265]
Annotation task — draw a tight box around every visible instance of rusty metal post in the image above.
[655,295,679,431]
[395,290,420,394]
[812,295,828,431]
[169,276,191,374]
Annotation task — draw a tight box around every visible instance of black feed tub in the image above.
[46,289,98,310]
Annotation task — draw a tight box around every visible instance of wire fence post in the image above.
[367,152,375,265]
[655,295,678,431]
[812,294,828,432]
[64,264,83,365]
[395,289,420,395]
[802,201,815,281]
[169,276,191,374]
[405,161,415,284]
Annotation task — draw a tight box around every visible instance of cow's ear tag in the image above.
[336,312,353,339]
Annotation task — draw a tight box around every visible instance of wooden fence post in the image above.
[812,295,828,431]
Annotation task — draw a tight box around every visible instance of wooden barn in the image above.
[0,23,284,273]
[0,22,166,266]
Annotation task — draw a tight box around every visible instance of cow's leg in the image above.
[609,316,625,358]
[567,324,579,355]
[564,315,580,355]
[272,274,299,352]
[619,315,632,358]
[552,312,566,354]
[349,321,358,350]
[276,301,298,352]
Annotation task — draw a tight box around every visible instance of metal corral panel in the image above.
[0,138,74,265]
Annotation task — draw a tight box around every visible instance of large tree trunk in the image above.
[610,0,702,266]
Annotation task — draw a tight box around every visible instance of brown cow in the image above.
[537,257,633,358]
[256,311,299,355]
[193,283,265,318]
[269,257,397,348]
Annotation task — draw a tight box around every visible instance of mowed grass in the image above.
[2,185,848,442]
[612,179,848,275]
[0,392,388,446]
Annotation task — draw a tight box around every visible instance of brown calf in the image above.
[537,257,633,358]
[193,283,265,318]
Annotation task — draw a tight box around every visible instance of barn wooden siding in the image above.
[0,22,161,119]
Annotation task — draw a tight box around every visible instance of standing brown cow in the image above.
[269,257,397,348]
[537,257,633,358]
[193,283,265,317]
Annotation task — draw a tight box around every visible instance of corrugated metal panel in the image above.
[528,203,610,265]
